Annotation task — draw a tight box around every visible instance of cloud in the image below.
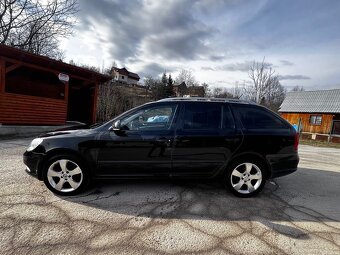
[280,60,294,66]
[76,0,215,62]
[217,61,273,72]
[201,66,215,71]
[278,74,311,80]
[138,63,176,78]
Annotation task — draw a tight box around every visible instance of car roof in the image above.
[158,97,256,105]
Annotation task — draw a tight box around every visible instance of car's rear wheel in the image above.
[226,160,267,197]
[43,154,89,196]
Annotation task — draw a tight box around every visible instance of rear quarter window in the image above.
[233,105,288,130]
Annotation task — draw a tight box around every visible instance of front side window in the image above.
[310,115,322,125]
[235,105,287,130]
[120,104,177,131]
[183,103,221,130]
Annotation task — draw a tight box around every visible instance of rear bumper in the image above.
[23,151,44,180]
[266,153,299,178]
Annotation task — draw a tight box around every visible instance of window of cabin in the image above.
[309,115,322,125]
[5,66,65,99]
[121,75,124,79]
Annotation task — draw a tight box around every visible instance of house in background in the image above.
[173,82,205,97]
[279,89,340,143]
[0,44,110,126]
[111,67,140,85]
[173,82,187,97]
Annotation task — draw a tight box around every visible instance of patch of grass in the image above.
[300,139,340,149]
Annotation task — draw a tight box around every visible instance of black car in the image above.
[23,98,299,197]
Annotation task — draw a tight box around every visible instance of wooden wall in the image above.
[0,93,67,125]
[281,112,334,134]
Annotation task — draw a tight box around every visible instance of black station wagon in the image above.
[24,98,299,197]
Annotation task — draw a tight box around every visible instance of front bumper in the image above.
[267,153,299,178]
[23,151,44,180]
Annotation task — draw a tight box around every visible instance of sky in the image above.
[60,0,340,90]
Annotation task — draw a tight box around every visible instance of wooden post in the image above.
[64,81,69,124]
[92,83,98,124]
[0,59,5,93]
[64,81,69,102]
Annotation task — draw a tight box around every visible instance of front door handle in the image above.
[156,137,173,146]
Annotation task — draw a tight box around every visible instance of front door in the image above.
[96,103,178,177]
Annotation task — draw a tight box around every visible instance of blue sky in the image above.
[60,0,340,90]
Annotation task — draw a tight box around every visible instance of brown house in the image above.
[279,89,340,143]
[173,82,205,97]
[111,67,140,85]
[0,44,111,126]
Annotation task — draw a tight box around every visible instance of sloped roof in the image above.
[112,67,140,80]
[0,44,111,83]
[128,71,140,80]
[279,89,340,113]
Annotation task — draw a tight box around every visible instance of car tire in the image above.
[225,159,267,198]
[42,154,90,196]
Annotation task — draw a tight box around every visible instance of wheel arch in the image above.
[226,152,271,179]
[37,148,94,180]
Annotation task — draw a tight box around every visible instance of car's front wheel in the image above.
[43,154,89,196]
[226,160,267,197]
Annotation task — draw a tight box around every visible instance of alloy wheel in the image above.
[230,162,262,194]
[47,159,83,193]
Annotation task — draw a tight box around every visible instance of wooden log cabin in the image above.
[0,44,111,126]
[279,89,340,143]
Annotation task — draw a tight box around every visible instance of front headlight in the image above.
[27,138,43,152]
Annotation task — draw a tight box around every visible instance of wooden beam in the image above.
[0,56,99,83]
[6,63,22,73]
[0,59,5,93]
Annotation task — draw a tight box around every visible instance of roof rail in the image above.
[158,97,256,104]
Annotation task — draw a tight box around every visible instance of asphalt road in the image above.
[0,138,339,255]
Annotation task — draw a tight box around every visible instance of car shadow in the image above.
[60,167,340,240]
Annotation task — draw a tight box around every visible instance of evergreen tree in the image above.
[161,72,168,86]
[167,74,174,97]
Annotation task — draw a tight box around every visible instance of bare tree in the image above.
[96,81,151,122]
[291,85,305,92]
[246,58,286,111]
[0,0,78,59]
[207,87,239,99]
[247,58,276,103]
[175,69,198,87]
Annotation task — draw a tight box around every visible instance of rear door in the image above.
[171,102,241,178]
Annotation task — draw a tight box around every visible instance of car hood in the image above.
[40,129,96,138]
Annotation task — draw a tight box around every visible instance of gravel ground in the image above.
[0,138,339,255]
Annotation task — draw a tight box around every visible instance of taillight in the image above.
[294,132,299,151]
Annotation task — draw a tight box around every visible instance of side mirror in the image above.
[109,120,121,131]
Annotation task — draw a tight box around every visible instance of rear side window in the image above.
[183,102,221,130]
[234,105,287,129]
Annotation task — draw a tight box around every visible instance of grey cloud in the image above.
[77,0,215,62]
[138,63,176,78]
[142,28,212,60]
[217,61,273,72]
[280,60,294,66]
[209,54,226,61]
[278,75,311,80]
